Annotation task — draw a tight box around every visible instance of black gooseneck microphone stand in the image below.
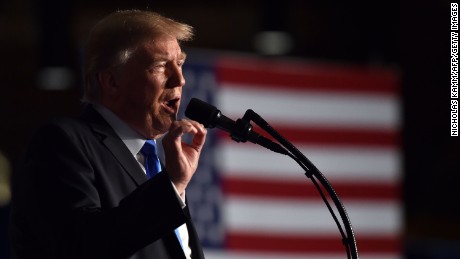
[230,109,359,259]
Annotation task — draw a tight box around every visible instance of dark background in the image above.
[0,1,458,258]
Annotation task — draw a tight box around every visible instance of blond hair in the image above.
[83,10,194,102]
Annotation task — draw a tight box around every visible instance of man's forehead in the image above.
[127,45,182,67]
[138,38,185,59]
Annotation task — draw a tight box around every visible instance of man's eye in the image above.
[154,62,166,68]
[149,62,166,72]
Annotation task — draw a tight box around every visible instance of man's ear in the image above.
[97,70,119,97]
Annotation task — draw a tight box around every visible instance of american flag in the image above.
[179,51,402,259]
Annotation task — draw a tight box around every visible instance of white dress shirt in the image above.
[94,104,192,259]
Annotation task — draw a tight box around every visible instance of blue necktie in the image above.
[140,140,184,250]
[140,140,162,179]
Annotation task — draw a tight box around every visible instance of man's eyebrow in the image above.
[150,52,187,62]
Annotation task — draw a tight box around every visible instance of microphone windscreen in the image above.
[185,98,219,128]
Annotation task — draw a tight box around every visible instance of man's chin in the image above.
[150,117,175,138]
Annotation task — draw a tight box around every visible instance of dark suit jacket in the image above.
[9,105,205,259]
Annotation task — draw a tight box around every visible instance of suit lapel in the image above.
[185,220,204,259]
[102,136,147,185]
[163,231,187,258]
[80,105,147,186]
[184,197,205,259]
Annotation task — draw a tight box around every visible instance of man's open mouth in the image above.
[162,97,181,114]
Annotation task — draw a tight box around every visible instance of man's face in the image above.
[112,35,186,139]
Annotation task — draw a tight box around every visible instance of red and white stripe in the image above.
[204,56,402,259]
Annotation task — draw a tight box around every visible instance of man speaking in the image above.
[9,10,207,259]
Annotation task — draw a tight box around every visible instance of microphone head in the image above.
[185,98,220,128]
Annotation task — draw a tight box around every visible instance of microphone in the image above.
[185,98,288,155]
